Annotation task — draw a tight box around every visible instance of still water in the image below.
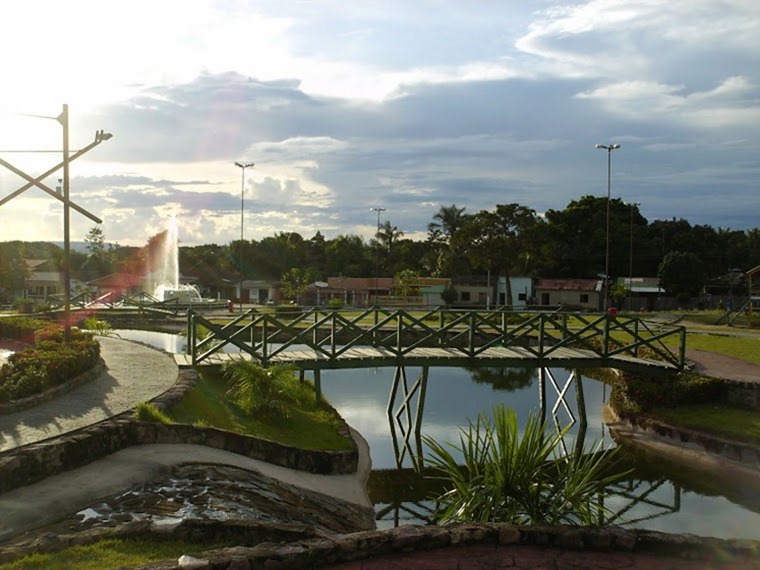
[114,329,760,540]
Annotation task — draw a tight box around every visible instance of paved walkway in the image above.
[0,336,178,452]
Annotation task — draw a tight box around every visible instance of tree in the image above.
[427,204,471,277]
[81,225,115,279]
[0,243,28,302]
[657,251,706,300]
[280,267,311,303]
[324,234,371,277]
[392,269,421,298]
[452,204,539,305]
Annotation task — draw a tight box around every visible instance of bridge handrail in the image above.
[186,308,686,371]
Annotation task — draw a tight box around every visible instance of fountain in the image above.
[146,217,218,306]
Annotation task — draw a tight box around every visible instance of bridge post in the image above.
[313,369,322,401]
[438,309,445,347]
[538,367,547,422]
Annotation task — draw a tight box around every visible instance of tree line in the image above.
[1,194,758,303]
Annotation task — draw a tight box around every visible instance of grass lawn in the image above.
[3,538,235,570]
[652,404,760,445]
[166,369,353,452]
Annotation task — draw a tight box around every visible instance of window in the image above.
[580,294,589,303]
[518,292,527,301]
[461,291,471,302]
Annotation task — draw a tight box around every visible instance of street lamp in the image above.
[235,161,254,313]
[595,143,621,313]
[628,202,640,312]
[0,104,111,342]
[370,207,385,306]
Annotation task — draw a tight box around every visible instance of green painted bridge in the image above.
[176,307,686,373]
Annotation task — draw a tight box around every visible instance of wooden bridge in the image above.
[176,307,686,373]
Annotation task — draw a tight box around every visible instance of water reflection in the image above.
[111,329,760,540]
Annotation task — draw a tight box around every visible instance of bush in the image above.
[0,323,100,403]
[134,402,172,423]
[613,370,725,413]
[326,298,343,310]
[274,304,303,316]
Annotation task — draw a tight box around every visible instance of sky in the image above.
[0,0,758,247]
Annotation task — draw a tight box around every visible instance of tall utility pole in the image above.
[235,161,254,313]
[595,143,621,313]
[628,202,640,312]
[0,104,112,341]
[370,207,385,306]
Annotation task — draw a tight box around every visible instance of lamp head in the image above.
[235,161,255,168]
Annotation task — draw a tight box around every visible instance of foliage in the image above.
[222,360,304,418]
[0,323,100,403]
[440,285,458,305]
[423,406,627,525]
[466,366,534,392]
[392,269,421,297]
[279,266,313,302]
[657,250,706,298]
[134,402,172,423]
[613,370,725,413]
[82,317,117,337]
[327,298,344,310]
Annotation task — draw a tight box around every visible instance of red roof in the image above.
[87,273,143,289]
[535,278,599,292]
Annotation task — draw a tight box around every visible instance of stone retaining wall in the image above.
[611,405,760,466]
[725,379,760,410]
[0,368,358,495]
[128,523,760,569]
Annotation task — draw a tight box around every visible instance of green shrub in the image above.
[274,304,303,317]
[326,298,343,310]
[134,402,172,423]
[0,323,100,403]
[613,370,725,413]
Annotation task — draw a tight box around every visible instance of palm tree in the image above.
[427,204,467,245]
[222,360,301,418]
[376,220,404,252]
[423,405,627,526]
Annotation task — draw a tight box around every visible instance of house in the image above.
[533,278,601,311]
[23,259,63,300]
[87,273,144,302]
[618,277,664,311]
[451,275,493,307]
[496,276,533,307]
[240,279,280,304]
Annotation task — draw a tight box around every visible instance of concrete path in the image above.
[0,336,178,452]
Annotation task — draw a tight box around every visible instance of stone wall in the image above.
[0,368,358,495]
[610,405,760,466]
[129,523,760,569]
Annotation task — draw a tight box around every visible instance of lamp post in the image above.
[628,202,640,312]
[595,143,620,313]
[370,207,385,306]
[0,104,111,342]
[235,161,254,314]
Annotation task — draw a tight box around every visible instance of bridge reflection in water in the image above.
[380,362,682,529]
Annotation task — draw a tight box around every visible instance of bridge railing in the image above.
[186,307,686,370]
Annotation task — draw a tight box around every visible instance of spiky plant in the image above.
[423,405,628,526]
[222,359,300,418]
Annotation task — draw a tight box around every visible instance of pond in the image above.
[113,329,760,540]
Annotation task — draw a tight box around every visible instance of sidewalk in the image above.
[0,336,178,452]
